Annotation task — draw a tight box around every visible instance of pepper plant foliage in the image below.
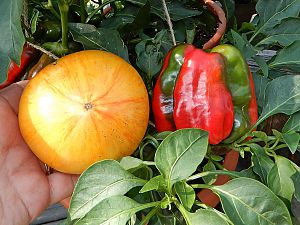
[1,0,300,224]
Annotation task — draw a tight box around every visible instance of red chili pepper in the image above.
[0,44,36,89]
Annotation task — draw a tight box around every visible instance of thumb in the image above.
[47,172,79,205]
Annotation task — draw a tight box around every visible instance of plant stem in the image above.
[174,200,192,225]
[187,170,240,182]
[80,0,87,23]
[58,0,70,51]
[191,183,212,189]
[161,0,176,46]
[143,161,156,166]
[138,206,160,225]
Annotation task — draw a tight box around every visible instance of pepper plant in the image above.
[0,0,300,224]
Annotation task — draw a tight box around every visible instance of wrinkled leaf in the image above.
[174,181,195,211]
[212,178,293,225]
[0,0,25,82]
[257,18,300,47]
[69,23,129,61]
[283,111,300,133]
[267,156,297,203]
[258,75,300,125]
[75,196,155,225]
[255,0,300,35]
[251,144,274,184]
[135,30,173,78]
[135,39,164,77]
[69,160,146,220]
[155,129,208,191]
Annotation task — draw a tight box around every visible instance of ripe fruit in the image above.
[19,50,149,174]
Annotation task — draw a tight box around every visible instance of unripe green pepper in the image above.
[37,21,62,42]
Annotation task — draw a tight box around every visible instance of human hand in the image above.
[0,82,77,225]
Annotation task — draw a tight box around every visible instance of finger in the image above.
[0,81,28,113]
[47,172,79,205]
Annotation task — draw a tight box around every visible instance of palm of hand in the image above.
[0,82,77,225]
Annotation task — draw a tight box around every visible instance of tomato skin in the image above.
[0,44,36,89]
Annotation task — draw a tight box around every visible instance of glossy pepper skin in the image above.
[0,44,36,89]
[152,44,194,131]
[152,44,234,144]
[152,44,258,145]
[211,44,258,143]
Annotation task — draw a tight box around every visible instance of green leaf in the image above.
[135,38,164,77]
[135,30,173,77]
[251,144,275,184]
[257,18,300,47]
[212,177,293,225]
[258,75,300,125]
[269,41,300,72]
[255,0,300,35]
[252,131,269,144]
[174,181,195,211]
[267,156,298,204]
[283,112,300,133]
[139,175,167,193]
[69,23,129,61]
[282,132,300,154]
[202,161,217,185]
[0,0,25,82]
[101,2,150,31]
[154,129,208,191]
[119,156,144,171]
[229,29,257,59]
[219,0,235,19]
[292,172,300,202]
[187,209,231,225]
[238,167,260,180]
[254,55,269,77]
[149,0,201,22]
[69,160,146,220]
[252,72,269,113]
[75,196,156,225]
[30,9,40,34]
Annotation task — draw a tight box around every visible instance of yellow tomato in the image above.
[19,50,149,174]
